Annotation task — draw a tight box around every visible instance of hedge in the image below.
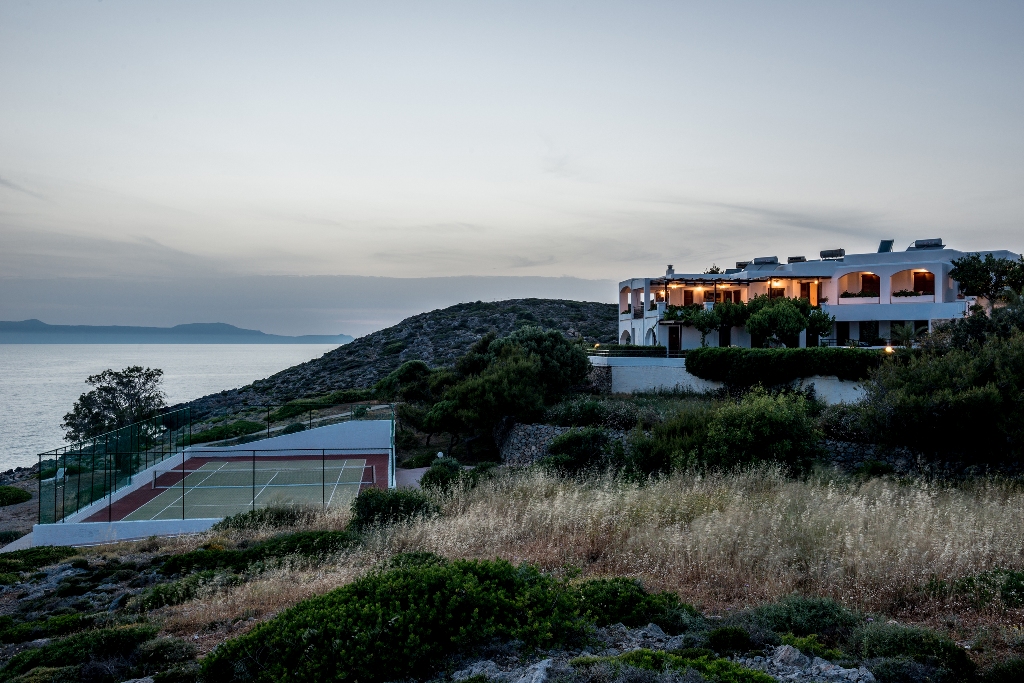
[685,347,884,386]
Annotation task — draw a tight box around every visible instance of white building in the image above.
[618,239,1020,350]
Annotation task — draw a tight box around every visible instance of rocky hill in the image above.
[188,298,616,416]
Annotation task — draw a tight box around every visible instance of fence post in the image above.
[322,449,326,510]
[252,450,256,513]
[181,450,186,521]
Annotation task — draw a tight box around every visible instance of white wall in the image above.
[33,518,218,547]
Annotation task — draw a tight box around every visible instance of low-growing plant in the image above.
[853,623,975,682]
[131,571,242,611]
[0,546,78,578]
[418,458,464,491]
[686,347,883,386]
[542,428,610,474]
[749,595,862,645]
[160,530,359,576]
[211,505,321,531]
[925,568,1024,609]
[0,487,31,507]
[980,657,1024,683]
[576,578,700,631]
[280,422,306,435]
[188,420,264,444]
[779,633,844,660]
[570,648,774,683]
[705,626,753,656]
[347,488,439,531]
[201,558,589,683]
[0,626,157,681]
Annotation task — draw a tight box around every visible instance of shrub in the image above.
[981,658,1024,683]
[200,559,588,683]
[546,397,607,427]
[0,547,78,576]
[347,488,438,531]
[576,578,700,632]
[0,626,157,681]
[702,390,821,472]
[779,633,843,659]
[867,657,934,683]
[625,404,714,474]
[160,531,359,576]
[0,487,30,507]
[853,623,975,682]
[0,531,24,546]
[542,428,610,474]
[705,626,753,656]
[686,347,883,387]
[418,458,464,491]
[135,637,198,676]
[570,649,774,683]
[749,595,861,645]
[211,505,321,531]
[132,571,243,611]
[280,422,306,435]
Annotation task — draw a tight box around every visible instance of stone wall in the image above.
[499,423,631,466]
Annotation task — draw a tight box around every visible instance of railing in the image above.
[38,407,192,524]
[193,402,394,447]
[588,347,674,358]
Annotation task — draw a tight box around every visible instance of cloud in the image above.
[0,175,46,201]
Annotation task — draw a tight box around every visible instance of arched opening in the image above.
[619,330,631,344]
[838,272,880,299]
[619,287,631,314]
[890,269,936,298]
[645,328,657,346]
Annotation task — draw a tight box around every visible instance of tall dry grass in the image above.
[145,467,1024,645]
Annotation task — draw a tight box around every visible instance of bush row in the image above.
[685,347,884,386]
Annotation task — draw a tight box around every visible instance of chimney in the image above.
[666,265,675,277]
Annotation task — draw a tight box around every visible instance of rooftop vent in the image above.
[666,264,675,277]
[787,256,807,264]
[735,261,750,270]
[878,239,894,253]
[907,238,945,250]
[752,256,779,265]
[724,268,741,274]
[820,248,846,260]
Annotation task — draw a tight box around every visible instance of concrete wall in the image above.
[33,518,218,547]
[588,357,865,404]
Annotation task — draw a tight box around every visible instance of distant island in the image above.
[0,320,354,345]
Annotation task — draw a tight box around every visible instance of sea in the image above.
[0,344,341,471]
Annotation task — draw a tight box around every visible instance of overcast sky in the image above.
[2,1,1022,334]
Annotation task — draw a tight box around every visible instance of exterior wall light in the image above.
[885,346,894,354]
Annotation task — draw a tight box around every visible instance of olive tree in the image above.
[62,366,166,442]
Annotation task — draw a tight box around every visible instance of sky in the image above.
[1,1,1023,335]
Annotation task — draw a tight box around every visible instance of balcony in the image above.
[890,293,935,304]
[838,294,880,304]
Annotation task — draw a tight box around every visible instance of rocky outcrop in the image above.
[185,299,617,417]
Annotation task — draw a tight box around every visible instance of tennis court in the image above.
[122,455,372,521]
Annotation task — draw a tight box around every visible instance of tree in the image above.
[949,253,1024,311]
[745,299,807,347]
[488,326,590,402]
[62,366,166,442]
[703,264,723,274]
[690,308,721,347]
[806,309,836,346]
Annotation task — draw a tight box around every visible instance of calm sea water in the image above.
[0,344,341,471]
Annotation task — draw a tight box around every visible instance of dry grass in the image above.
[113,467,1024,658]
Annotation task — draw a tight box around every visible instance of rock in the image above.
[639,622,666,640]
[772,644,810,668]
[120,678,155,683]
[454,660,501,681]
[514,658,552,683]
[665,635,686,650]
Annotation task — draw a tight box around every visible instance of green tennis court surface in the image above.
[123,457,368,521]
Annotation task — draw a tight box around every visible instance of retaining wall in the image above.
[33,518,219,547]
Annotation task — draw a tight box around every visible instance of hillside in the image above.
[187,298,617,416]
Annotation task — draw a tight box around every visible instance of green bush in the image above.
[576,578,700,631]
[200,558,589,683]
[0,547,77,577]
[5,666,80,683]
[0,487,30,507]
[571,649,774,683]
[542,427,610,474]
[0,626,157,681]
[135,637,198,676]
[211,505,321,531]
[0,614,94,644]
[925,568,1024,609]
[347,488,439,531]
[160,531,360,576]
[686,347,883,387]
[705,626,753,655]
[981,658,1024,683]
[280,422,306,435]
[779,633,844,659]
[853,623,975,682]
[749,595,861,645]
[703,390,821,472]
[418,458,464,491]
[132,571,243,611]
[0,531,24,546]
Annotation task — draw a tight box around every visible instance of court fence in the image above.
[37,408,192,525]
[142,448,381,520]
[38,402,395,524]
